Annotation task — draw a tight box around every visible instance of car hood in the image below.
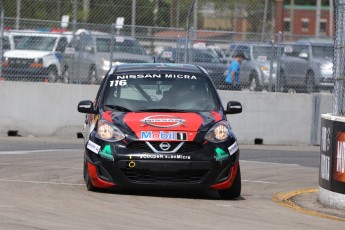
[4,50,53,59]
[313,57,333,65]
[101,111,224,142]
[97,52,153,63]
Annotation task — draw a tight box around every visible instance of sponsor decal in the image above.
[334,132,345,182]
[87,140,101,154]
[114,73,197,80]
[141,131,187,141]
[159,142,171,151]
[321,126,331,152]
[99,145,114,161]
[79,104,91,109]
[215,147,229,161]
[138,154,191,160]
[228,142,239,156]
[141,115,185,128]
[320,154,330,181]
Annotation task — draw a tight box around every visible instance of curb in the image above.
[272,188,345,222]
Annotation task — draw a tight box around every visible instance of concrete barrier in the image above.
[0,81,332,145]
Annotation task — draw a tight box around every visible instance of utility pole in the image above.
[261,0,269,41]
[16,0,21,30]
[316,0,322,37]
[131,0,136,36]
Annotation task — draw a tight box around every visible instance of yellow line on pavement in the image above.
[272,188,345,222]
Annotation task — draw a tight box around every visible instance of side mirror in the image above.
[225,101,242,114]
[299,52,309,59]
[78,100,97,114]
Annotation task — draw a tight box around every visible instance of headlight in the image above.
[96,120,125,142]
[204,121,231,143]
[34,58,43,64]
[102,60,125,70]
[321,63,332,70]
[260,65,269,72]
[320,62,333,75]
[102,59,111,71]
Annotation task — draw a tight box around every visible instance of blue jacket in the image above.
[225,60,240,85]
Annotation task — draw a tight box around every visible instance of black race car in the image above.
[78,63,242,199]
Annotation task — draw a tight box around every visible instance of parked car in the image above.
[62,30,153,84]
[279,39,334,93]
[2,30,70,82]
[156,47,228,89]
[227,42,280,91]
[77,63,242,199]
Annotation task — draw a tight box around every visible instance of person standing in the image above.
[225,51,245,90]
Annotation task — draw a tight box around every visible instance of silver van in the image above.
[62,30,153,84]
[279,39,333,93]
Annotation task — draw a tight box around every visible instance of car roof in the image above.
[8,30,66,37]
[73,29,136,40]
[110,63,203,74]
[295,38,333,46]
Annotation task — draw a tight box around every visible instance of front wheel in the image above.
[84,161,99,192]
[88,66,98,85]
[218,164,241,199]
[47,67,58,83]
[62,66,70,84]
[306,71,318,93]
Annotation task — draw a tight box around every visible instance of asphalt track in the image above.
[0,137,344,230]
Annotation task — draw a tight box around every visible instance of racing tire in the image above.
[47,67,58,83]
[218,165,241,200]
[88,66,98,85]
[84,161,99,192]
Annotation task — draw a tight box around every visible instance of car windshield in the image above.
[312,45,333,58]
[102,72,219,112]
[96,37,146,55]
[15,35,57,51]
[253,45,280,61]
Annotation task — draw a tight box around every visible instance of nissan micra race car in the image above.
[78,63,242,199]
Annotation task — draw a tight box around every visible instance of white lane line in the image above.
[241,160,299,167]
[242,179,277,184]
[0,149,80,155]
[216,204,233,207]
[51,166,82,170]
[0,178,83,186]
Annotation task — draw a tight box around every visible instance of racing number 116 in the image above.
[110,80,127,87]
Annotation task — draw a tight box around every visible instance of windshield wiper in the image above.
[136,108,189,112]
[105,104,132,112]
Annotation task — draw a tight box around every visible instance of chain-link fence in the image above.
[0,0,335,94]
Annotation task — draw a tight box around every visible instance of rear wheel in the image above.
[218,165,241,199]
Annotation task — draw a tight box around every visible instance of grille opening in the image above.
[121,168,209,183]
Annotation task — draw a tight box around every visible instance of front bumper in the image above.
[85,138,240,190]
[2,67,49,81]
